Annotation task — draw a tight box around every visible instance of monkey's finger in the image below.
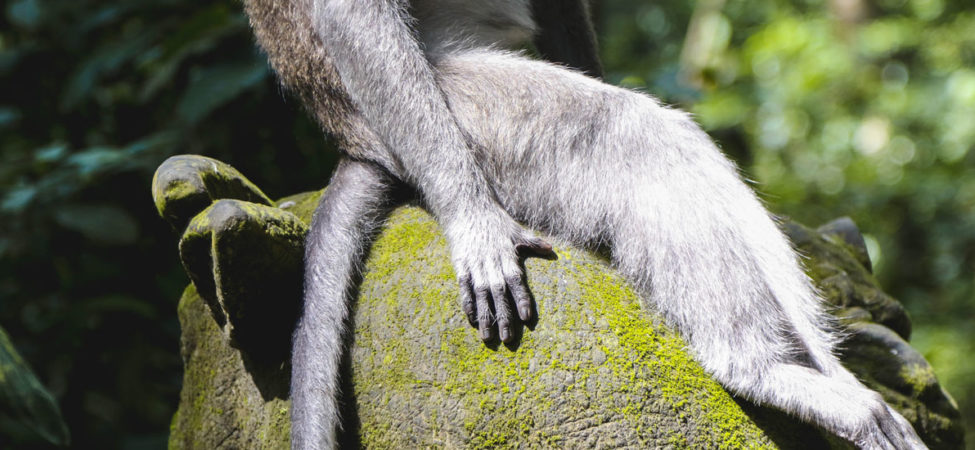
[474,285,494,342]
[879,406,922,449]
[886,405,924,449]
[506,274,533,323]
[515,235,554,257]
[457,274,477,327]
[491,283,514,343]
[878,414,912,450]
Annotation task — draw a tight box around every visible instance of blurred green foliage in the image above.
[0,0,971,447]
[0,0,333,447]
[0,325,69,446]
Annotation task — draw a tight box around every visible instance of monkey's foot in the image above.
[446,213,554,344]
[841,398,928,450]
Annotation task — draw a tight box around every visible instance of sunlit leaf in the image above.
[692,91,749,129]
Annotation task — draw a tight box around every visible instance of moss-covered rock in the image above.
[156,155,964,449]
[179,199,307,363]
[152,155,273,231]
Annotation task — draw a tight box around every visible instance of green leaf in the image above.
[1,186,37,213]
[0,326,70,446]
[66,147,127,177]
[176,56,268,124]
[53,203,139,245]
[63,133,175,181]
[0,107,21,128]
[139,7,248,100]
[61,29,159,111]
[7,0,41,28]
[34,144,67,163]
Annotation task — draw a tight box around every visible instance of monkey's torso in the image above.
[244,0,536,170]
[245,2,929,448]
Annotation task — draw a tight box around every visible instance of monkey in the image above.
[241,0,928,449]
[245,1,601,447]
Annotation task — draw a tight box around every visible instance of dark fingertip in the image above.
[474,285,492,335]
[506,277,533,322]
[517,239,554,256]
[463,301,477,327]
[534,239,553,253]
[458,280,477,327]
[479,326,493,341]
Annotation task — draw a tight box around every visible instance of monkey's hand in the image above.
[312,0,552,344]
[445,211,553,344]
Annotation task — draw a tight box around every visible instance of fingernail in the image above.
[480,328,491,341]
[520,306,531,320]
[500,328,510,342]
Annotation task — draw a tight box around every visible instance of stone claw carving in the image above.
[153,155,307,363]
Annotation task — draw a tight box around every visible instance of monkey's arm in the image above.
[531,0,603,78]
[293,159,400,450]
[314,0,550,342]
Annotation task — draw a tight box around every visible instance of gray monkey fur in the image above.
[242,0,928,449]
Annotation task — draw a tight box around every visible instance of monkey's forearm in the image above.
[312,0,497,220]
[313,0,553,344]
[293,159,400,450]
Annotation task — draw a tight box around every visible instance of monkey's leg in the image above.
[730,363,925,449]
[602,147,928,450]
[604,161,926,449]
[435,50,926,449]
[291,159,399,450]
[312,1,553,344]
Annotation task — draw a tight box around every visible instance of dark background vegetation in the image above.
[0,0,971,447]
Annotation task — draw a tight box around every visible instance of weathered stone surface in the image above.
[156,156,964,449]
[179,199,307,363]
[816,217,873,273]
[152,155,273,231]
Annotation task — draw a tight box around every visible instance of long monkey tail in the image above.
[291,159,397,450]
